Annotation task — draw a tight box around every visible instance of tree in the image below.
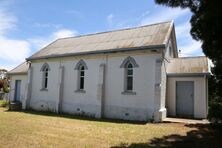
[155,0,222,101]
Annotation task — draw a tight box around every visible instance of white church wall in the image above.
[61,57,105,117]
[29,49,163,121]
[104,53,161,121]
[30,60,60,112]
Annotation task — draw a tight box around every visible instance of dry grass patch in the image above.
[0,108,221,148]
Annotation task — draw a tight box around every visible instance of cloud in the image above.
[0,6,31,70]
[175,21,190,39]
[179,40,203,57]
[0,0,80,70]
[140,7,189,25]
[0,9,17,35]
[107,14,114,27]
[0,37,31,63]
[175,21,203,57]
[0,27,78,70]
[53,29,78,39]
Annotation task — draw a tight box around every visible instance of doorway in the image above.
[176,81,194,118]
[14,80,21,102]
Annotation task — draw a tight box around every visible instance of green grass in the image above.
[0,108,221,148]
[0,100,8,107]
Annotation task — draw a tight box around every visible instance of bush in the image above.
[3,87,9,93]
[208,102,222,124]
[0,100,9,107]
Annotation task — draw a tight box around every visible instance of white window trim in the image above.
[40,63,50,91]
[74,60,88,93]
[120,57,138,95]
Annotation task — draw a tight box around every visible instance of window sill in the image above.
[75,90,86,93]
[121,91,136,95]
[40,88,48,91]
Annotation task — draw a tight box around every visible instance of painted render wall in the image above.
[28,50,164,121]
[152,39,175,121]
[30,60,61,112]
[9,74,27,109]
[166,76,208,119]
[104,53,161,121]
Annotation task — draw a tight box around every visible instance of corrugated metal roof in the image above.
[167,56,210,75]
[27,21,173,60]
[8,62,28,75]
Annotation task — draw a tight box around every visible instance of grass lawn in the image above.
[0,107,221,148]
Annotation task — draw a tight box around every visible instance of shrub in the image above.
[0,100,9,107]
[208,102,222,124]
[3,87,9,93]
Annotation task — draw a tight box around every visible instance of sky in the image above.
[0,0,203,70]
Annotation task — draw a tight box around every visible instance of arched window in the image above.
[75,60,88,92]
[120,56,139,93]
[79,65,85,90]
[40,63,50,90]
[126,62,133,91]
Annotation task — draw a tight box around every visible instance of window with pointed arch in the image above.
[40,63,50,90]
[74,60,88,92]
[126,62,133,91]
[79,65,85,90]
[120,56,139,94]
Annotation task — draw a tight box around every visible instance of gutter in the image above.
[26,44,166,61]
[167,72,211,77]
[7,72,28,75]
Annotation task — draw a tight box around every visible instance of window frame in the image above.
[126,62,133,91]
[120,56,139,95]
[44,68,49,89]
[40,63,50,91]
[74,60,88,93]
[78,65,85,91]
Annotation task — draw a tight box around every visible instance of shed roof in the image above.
[166,56,210,76]
[27,21,173,60]
[8,62,29,75]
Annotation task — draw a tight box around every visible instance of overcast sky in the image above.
[0,0,203,70]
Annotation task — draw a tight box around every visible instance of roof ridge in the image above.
[57,20,173,41]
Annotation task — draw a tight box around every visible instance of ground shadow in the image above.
[111,123,222,148]
[4,109,147,125]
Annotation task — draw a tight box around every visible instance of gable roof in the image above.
[8,62,29,75]
[167,56,211,76]
[27,21,174,60]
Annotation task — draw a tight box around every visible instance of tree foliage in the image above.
[155,0,222,101]
[0,79,9,93]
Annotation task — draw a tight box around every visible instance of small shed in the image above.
[8,62,28,107]
[166,56,210,119]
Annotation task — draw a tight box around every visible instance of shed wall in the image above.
[9,74,27,108]
[166,76,208,118]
